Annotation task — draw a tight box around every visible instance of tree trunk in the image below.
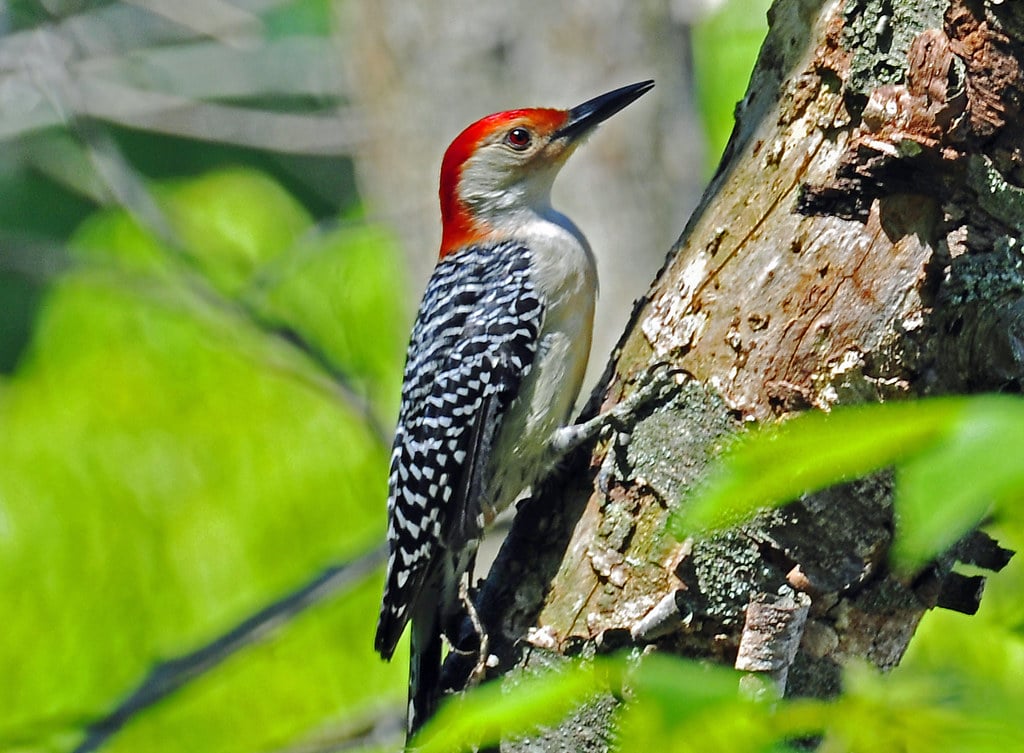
[443,0,1023,747]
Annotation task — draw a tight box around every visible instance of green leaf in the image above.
[414,659,620,753]
[692,0,773,169]
[893,399,1024,569]
[72,167,313,294]
[620,652,1023,753]
[101,576,405,753]
[629,651,747,713]
[818,660,1024,753]
[676,399,965,532]
[675,395,1024,571]
[416,653,770,753]
[0,169,409,752]
[409,635,1024,753]
[619,654,799,753]
[158,168,313,293]
[0,271,394,746]
[250,221,409,420]
[70,203,179,275]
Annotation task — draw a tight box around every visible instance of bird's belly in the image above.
[481,311,593,522]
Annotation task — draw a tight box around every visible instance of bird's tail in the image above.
[407,608,443,743]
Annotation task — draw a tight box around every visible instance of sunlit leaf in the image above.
[71,167,313,294]
[894,401,1024,568]
[693,0,773,169]
[414,659,620,753]
[675,399,964,531]
[619,654,797,753]
[251,221,409,420]
[158,167,313,293]
[0,169,406,753]
[817,660,1022,753]
[674,395,1024,571]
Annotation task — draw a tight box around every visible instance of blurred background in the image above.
[0,1,773,751]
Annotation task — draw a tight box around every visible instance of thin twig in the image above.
[73,543,387,753]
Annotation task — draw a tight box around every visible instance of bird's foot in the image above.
[457,580,491,686]
[551,362,687,456]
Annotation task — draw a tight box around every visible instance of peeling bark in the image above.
[443,1,1022,748]
[736,590,812,697]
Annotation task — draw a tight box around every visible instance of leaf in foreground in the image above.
[674,395,1024,570]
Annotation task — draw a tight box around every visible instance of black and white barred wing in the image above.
[374,243,543,659]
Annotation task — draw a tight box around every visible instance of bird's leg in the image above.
[443,553,490,685]
[458,578,491,686]
[550,362,686,456]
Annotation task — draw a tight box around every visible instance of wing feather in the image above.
[375,242,544,658]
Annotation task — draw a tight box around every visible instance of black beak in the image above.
[554,80,655,141]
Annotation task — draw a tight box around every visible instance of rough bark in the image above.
[441,0,1022,749]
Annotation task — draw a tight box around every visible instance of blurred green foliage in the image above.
[413,657,619,752]
[1,163,409,750]
[692,0,774,170]
[674,396,1024,571]
[0,2,434,751]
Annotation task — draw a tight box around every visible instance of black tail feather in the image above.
[407,609,443,743]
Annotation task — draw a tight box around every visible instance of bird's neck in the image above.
[441,190,567,257]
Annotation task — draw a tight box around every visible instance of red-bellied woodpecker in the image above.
[375,81,656,738]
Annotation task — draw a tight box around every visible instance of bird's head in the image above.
[438,80,654,257]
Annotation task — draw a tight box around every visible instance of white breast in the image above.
[481,209,598,521]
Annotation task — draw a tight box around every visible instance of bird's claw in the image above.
[605,362,687,431]
[597,362,687,489]
[458,580,490,686]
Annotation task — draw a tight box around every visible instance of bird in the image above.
[374,80,656,740]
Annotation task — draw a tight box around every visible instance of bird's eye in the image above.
[505,127,532,150]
